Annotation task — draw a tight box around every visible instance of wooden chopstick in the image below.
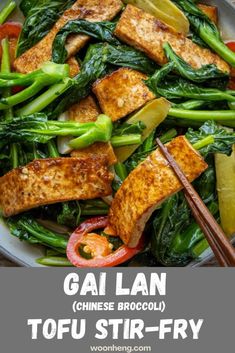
[156,138,235,267]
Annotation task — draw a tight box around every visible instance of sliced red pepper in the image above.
[66,216,144,267]
[226,41,235,52]
[0,22,22,40]
[0,22,22,65]
[12,85,24,94]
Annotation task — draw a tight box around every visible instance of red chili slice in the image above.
[0,22,22,40]
[226,41,235,52]
[12,85,24,94]
[0,22,22,65]
[66,216,144,267]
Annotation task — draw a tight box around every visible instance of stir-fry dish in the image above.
[0,0,235,267]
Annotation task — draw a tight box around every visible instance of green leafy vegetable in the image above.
[1,38,19,169]
[80,199,109,216]
[7,217,68,250]
[186,120,235,156]
[112,121,146,136]
[0,114,113,149]
[124,130,156,173]
[0,1,16,25]
[18,36,155,116]
[111,121,145,148]
[150,157,218,266]
[168,107,235,128]
[17,42,156,117]
[170,201,219,255]
[124,128,177,173]
[150,194,191,266]
[37,256,73,267]
[17,0,76,56]
[57,202,81,228]
[146,62,235,102]
[163,42,228,83]
[173,0,235,67]
[52,20,119,63]
[0,62,70,111]
[47,140,60,158]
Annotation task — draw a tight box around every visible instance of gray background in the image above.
[0,268,234,352]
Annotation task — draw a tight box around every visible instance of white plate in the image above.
[0,0,235,267]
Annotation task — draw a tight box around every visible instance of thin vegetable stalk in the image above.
[0,62,70,111]
[111,134,142,148]
[168,108,235,128]
[18,218,68,249]
[1,38,18,168]
[0,113,143,150]
[159,128,177,144]
[37,256,73,267]
[0,1,16,25]
[5,115,112,149]
[191,238,209,258]
[114,163,128,182]
[173,0,235,67]
[47,140,60,158]
[173,100,207,110]
[7,217,68,250]
[81,200,109,216]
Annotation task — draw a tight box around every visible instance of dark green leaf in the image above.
[173,0,235,66]
[112,121,145,137]
[163,42,228,83]
[52,20,119,63]
[7,216,68,249]
[18,0,77,56]
[57,201,81,228]
[186,120,235,156]
[146,62,233,102]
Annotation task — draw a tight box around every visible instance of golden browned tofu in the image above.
[68,96,117,165]
[92,68,155,121]
[108,136,208,247]
[114,5,230,73]
[198,4,218,24]
[71,142,117,166]
[13,0,123,74]
[0,157,113,217]
[68,95,100,123]
[67,56,80,77]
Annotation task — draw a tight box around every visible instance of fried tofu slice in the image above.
[0,157,113,217]
[68,95,100,123]
[68,96,117,165]
[114,5,230,73]
[13,0,123,74]
[108,136,208,247]
[198,4,218,24]
[67,56,80,77]
[71,142,117,166]
[92,68,155,121]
